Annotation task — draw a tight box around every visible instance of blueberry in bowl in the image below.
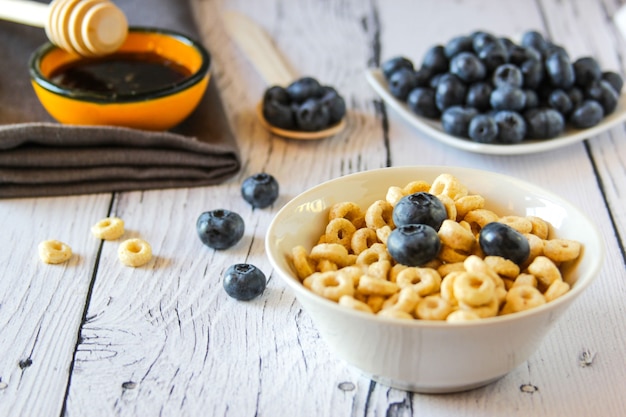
[259,76,347,140]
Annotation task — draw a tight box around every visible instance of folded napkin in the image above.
[0,0,240,198]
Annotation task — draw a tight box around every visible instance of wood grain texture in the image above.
[0,0,625,416]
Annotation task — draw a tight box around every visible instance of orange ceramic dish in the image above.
[29,27,211,131]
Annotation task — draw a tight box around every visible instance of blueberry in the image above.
[241,173,279,208]
[414,67,433,87]
[263,86,290,105]
[407,87,440,119]
[494,110,526,144]
[286,76,324,103]
[585,80,619,115]
[490,86,527,111]
[197,209,245,250]
[524,89,539,109]
[295,98,331,131]
[262,100,295,130]
[493,64,524,88]
[319,86,346,124]
[449,52,486,83]
[388,67,417,100]
[387,224,441,267]
[602,71,623,94]
[223,263,266,301]
[435,73,467,111]
[569,100,604,129]
[567,87,584,109]
[545,52,575,89]
[520,30,548,56]
[508,45,540,66]
[477,41,508,73]
[573,57,602,88]
[444,35,474,58]
[382,56,414,81]
[468,114,498,143]
[429,73,445,89]
[479,222,530,265]
[421,45,449,75]
[471,31,499,53]
[520,59,544,90]
[392,192,448,230]
[441,105,478,138]
[524,108,565,139]
[548,89,573,116]
[465,82,493,111]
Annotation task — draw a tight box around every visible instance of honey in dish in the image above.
[49,52,192,96]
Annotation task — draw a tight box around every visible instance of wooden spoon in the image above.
[0,0,128,56]
[223,11,346,140]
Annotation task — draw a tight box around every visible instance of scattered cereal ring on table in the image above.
[90,217,125,240]
[118,238,152,267]
[38,239,72,264]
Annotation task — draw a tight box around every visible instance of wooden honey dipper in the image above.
[0,0,128,56]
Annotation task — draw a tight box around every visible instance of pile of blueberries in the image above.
[382,30,624,144]
[389,192,530,267]
[262,76,347,131]
[196,173,280,301]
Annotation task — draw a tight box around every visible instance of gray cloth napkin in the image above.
[0,0,240,198]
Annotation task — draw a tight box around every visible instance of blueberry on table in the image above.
[407,87,440,119]
[263,100,295,130]
[479,222,530,265]
[382,56,414,81]
[295,98,331,131]
[441,105,478,138]
[286,76,324,103]
[392,192,448,230]
[569,100,604,129]
[263,85,290,105]
[197,210,245,250]
[320,86,347,124]
[468,114,498,143]
[223,263,267,301]
[387,224,441,267]
[494,110,526,144]
[241,173,279,208]
[524,108,565,139]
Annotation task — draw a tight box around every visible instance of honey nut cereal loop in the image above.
[464,209,499,234]
[339,295,374,314]
[527,216,550,240]
[365,200,394,230]
[438,245,470,264]
[381,287,421,313]
[396,267,442,296]
[544,279,571,302]
[367,294,386,312]
[416,295,453,320]
[446,309,481,322]
[484,256,520,279]
[309,243,355,267]
[438,219,475,253]
[436,194,458,221]
[502,285,546,314]
[429,173,468,201]
[91,216,125,240]
[459,297,500,318]
[543,239,582,263]
[453,271,496,307]
[454,195,485,220]
[378,309,414,320]
[527,256,562,289]
[329,202,365,229]
[350,228,378,255]
[309,271,354,301]
[38,239,72,264]
[118,238,152,267]
[357,275,399,296]
[291,245,317,279]
[366,260,392,280]
[498,216,533,234]
[324,218,357,250]
[356,243,390,265]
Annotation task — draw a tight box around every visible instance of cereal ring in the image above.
[324,218,357,250]
[309,270,355,301]
[527,256,562,289]
[118,238,152,267]
[463,209,499,234]
[527,216,550,240]
[381,287,421,313]
[463,255,504,289]
[291,245,316,280]
[458,297,499,318]
[544,280,570,302]
[357,275,399,296]
[484,256,520,279]
[365,200,394,230]
[339,265,366,286]
[429,173,468,201]
[339,295,374,314]
[416,295,453,320]
[437,261,465,278]
[38,239,72,264]
[513,273,538,288]
[403,180,431,195]
[310,243,355,267]
[436,194,457,221]
[350,228,378,255]
[440,271,462,306]
[498,216,533,234]
[385,186,405,206]
[375,225,393,245]
[366,260,392,281]
[543,239,581,263]
[366,294,386,312]
[438,245,469,263]
[453,271,496,307]
[501,285,545,314]
[396,267,442,296]
[446,309,481,323]
[455,195,485,220]
[523,233,545,267]
[389,263,408,282]
[438,219,475,253]
[317,259,338,272]
[377,309,414,320]
[356,243,390,265]
[329,202,365,229]
[91,216,125,240]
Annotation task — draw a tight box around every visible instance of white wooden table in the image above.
[1,0,625,416]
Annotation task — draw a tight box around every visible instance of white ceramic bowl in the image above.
[265,166,603,393]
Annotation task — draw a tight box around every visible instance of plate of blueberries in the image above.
[366,30,626,155]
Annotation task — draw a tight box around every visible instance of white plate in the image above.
[365,68,626,155]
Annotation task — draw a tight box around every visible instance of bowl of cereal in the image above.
[265,166,603,393]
